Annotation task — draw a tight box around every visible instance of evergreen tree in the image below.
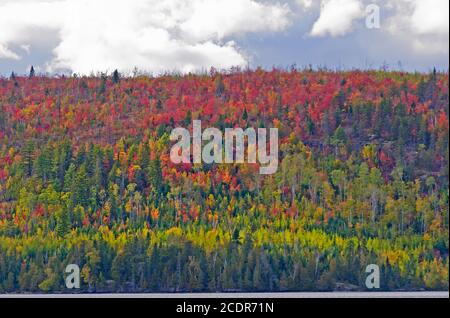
[22,140,35,177]
[29,66,35,78]
[149,157,163,194]
[55,207,70,237]
[112,69,120,84]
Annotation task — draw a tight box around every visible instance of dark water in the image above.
[1,292,448,298]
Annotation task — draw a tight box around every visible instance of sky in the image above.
[0,0,448,76]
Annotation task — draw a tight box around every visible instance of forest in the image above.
[0,67,448,292]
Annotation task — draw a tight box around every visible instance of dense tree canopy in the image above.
[0,68,448,292]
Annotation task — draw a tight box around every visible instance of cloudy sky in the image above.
[0,0,448,75]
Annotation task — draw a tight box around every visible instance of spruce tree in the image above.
[112,69,120,84]
[29,66,35,78]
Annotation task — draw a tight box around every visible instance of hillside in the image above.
[0,69,448,292]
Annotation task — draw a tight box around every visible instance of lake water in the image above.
[1,292,448,298]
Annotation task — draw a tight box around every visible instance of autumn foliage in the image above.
[0,68,448,292]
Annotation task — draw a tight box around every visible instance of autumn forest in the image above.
[0,68,448,293]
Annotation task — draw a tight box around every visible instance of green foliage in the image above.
[0,69,448,292]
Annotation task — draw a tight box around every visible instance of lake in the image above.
[1,292,448,298]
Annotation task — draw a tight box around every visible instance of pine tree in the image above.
[242,108,248,121]
[29,66,35,78]
[149,157,163,195]
[0,101,5,130]
[35,145,53,183]
[55,207,70,237]
[184,110,192,126]
[74,164,90,207]
[112,69,120,84]
[22,140,35,177]
[215,75,225,97]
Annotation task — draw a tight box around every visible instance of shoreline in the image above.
[1,291,448,298]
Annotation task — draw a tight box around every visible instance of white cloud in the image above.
[0,0,67,60]
[0,0,291,74]
[0,44,20,60]
[410,0,449,35]
[297,0,314,9]
[385,0,449,54]
[309,0,364,37]
[0,0,448,73]
[20,44,31,54]
[304,0,448,54]
[180,0,291,42]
